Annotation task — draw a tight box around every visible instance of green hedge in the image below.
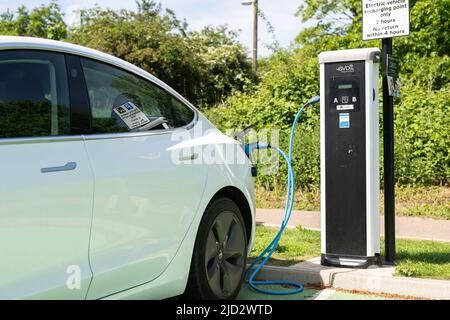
[393,86,450,185]
[204,59,449,191]
[203,0,450,191]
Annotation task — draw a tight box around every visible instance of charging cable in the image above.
[243,95,320,295]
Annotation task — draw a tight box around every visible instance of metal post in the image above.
[252,0,258,73]
[382,38,396,264]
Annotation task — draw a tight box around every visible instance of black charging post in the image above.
[382,38,396,265]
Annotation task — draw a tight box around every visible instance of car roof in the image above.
[0,36,194,109]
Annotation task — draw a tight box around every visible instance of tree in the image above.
[0,1,67,40]
[209,0,449,187]
[0,0,253,107]
[68,0,253,107]
[189,26,254,106]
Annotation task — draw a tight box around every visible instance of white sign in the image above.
[362,0,410,40]
[113,101,150,130]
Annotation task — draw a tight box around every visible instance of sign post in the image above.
[362,0,410,264]
[381,37,396,264]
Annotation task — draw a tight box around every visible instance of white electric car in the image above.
[0,36,255,300]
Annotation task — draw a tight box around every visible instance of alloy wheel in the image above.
[204,210,246,298]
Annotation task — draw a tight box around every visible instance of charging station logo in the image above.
[336,64,354,73]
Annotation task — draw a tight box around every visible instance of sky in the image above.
[0,0,308,57]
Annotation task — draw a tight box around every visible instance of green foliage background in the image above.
[0,0,254,108]
[0,0,448,190]
[205,0,449,190]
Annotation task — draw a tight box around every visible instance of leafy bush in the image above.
[394,84,450,185]
[205,0,449,191]
[207,77,449,191]
[0,0,254,108]
[251,125,320,192]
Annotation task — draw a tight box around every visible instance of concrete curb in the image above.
[249,258,450,300]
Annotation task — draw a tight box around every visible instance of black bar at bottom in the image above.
[382,38,396,264]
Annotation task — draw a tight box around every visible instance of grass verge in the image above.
[249,226,321,267]
[255,185,450,220]
[250,225,450,280]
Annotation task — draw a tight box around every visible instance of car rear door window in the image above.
[80,58,195,134]
[0,50,70,138]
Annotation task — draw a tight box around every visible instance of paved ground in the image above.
[237,285,318,300]
[237,285,389,300]
[256,209,450,242]
[251,257,450,300]
[309,289,388,300]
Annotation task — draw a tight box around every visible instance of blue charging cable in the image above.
[244,95,320,295]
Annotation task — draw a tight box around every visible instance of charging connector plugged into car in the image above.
[243,95,320,295]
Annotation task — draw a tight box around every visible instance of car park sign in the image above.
[362,0,410,40]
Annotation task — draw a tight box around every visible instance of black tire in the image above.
[184,197,248,300]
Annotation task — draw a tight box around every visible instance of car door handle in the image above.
[41,162,77,173]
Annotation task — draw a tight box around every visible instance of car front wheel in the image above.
[184,197,248,300]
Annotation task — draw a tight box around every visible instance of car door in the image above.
[0,50,94,299]
[78,58,208,299]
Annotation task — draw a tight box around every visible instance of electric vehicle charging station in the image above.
[245,48,383,293]
[319,48,382,268]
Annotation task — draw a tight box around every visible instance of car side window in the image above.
[0,50,70,138]
[80,58,195,134]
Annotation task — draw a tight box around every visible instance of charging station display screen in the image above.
[329,76,361,111]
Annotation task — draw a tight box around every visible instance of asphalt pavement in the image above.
[256,209,450,242]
